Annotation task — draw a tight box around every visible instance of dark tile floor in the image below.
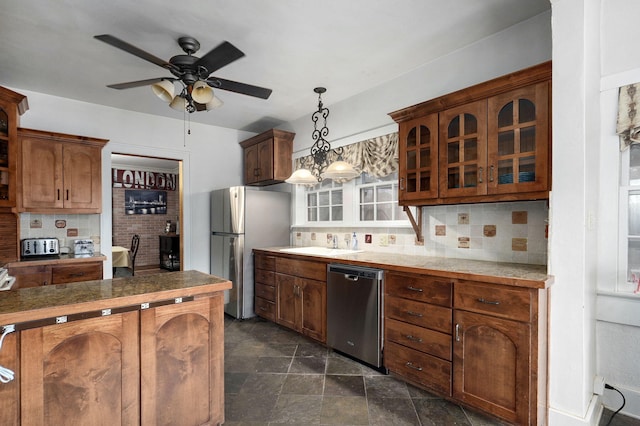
[223,315,510,426]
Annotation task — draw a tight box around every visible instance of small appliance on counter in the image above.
[21,238,60,258]
[74,239,94,256]
[0,268,15,291]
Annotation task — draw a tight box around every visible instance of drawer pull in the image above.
[70,272,86,277]
[455,324,461,342]
[406,286,423,293]
[477,297,500,305]
[404,334,423,343]
[405,362,423,371]
[405,310,423,318]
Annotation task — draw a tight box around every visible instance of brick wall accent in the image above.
[112,186,179,268]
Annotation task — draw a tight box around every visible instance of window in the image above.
[358,173,404,221]
[305,179,343,222]
[620,144,640,292]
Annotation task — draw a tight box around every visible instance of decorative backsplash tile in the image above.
[291,200,548,265]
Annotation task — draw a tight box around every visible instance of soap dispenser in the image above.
[351,232,358,250]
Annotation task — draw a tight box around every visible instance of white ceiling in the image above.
[0,0,550,134]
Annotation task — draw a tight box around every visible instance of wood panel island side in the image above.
[0,270,231,426]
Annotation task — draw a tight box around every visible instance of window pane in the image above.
[376,184,393,202]
[332,206,343,221]
[376,203,393,220]
[307,193,317,207]
[630,145,640,185]
[307,208,317,222]
[360,187,374,203]
[319,206,330,221]
[360,205,374,221]
[331,189,343,205]
[318,191,329,206]
[629,191,640,235]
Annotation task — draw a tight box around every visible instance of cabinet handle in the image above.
[70,272,85,277]
[489,165,495,182]
[406,286,423,293]
[66,189,69,200]
[400,177,405,191]
[405,362,423,371]
[455,323,461,342]
[57,189,60,201]
[478,167,484,183]
[254,168,259,177]
[405,310,423,318]
[477,297,500,305]
[404,334,423,343]
[42,281,48,286]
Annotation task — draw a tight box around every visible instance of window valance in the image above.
[294,132,398,182]
[617,83,640,150]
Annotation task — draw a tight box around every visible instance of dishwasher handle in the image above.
[344,274,359,281]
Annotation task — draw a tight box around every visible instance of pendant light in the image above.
[286,87,358,184]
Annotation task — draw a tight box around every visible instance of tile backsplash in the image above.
[292,200,548,265]
[19,213,101,254]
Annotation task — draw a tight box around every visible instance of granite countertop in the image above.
[254,247,552,289]
[6,252,107,267]
[0,270,231,326]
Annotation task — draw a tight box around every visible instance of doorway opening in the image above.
[111,153,182,276]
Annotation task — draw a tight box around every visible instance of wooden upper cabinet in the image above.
[439,100,488,199]
[399,114,439,202]
[0,86,28,209]
[240,129,294,186]
[18,128,108,213]
[390,61,551,206]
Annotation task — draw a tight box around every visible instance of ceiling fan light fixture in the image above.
[192,80,214,104]
[284,168,319,185]
[169,95,187,111]
[151,80,175,103]
[205,95,224,111]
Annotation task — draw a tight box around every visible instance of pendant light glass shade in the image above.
[192,81,214,104]
[285,168,319,185]
[321,160,359,180]
[169,95,187,111]
[151,80,175,103]
[205,95,224,110]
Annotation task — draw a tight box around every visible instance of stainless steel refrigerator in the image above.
[210,186,290,319]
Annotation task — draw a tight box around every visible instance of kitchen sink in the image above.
[279,246,364,256]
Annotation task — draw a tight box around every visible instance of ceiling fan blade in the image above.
[207,77,272,99]
[94,34,179,72]
[106,78,169,90]
[195,41,245,75]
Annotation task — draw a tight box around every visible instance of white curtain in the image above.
[294,132,398,182]
[617,83,640,150]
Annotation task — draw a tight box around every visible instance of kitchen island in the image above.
[0,270,231,425]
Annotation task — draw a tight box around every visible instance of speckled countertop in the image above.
[5,252,107,267]
[0,270,231,326]
[254,247,552,289]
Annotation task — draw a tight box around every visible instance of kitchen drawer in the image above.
[386,272,452,307]
[454,280,532,322]
[51,262,103,284]
[385,341,451,396]
[255,269,275,286]
[255,282,275,302]
[386,318,452,361]
[255,297,275,321]
[276,257,326,281]
[255,254,276,271]
[385,295,452,333]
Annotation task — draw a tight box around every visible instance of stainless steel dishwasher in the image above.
[327,264,384,368]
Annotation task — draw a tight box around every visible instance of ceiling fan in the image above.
[94,34,272,113]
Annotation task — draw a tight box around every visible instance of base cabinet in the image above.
[8,261,103,289]
[254,254,276,321]
[14,295,224,426]
[20,311,140,425]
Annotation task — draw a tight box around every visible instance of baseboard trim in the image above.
[603,383,640,421]
[548,394,602,426]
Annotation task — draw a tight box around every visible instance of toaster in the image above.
[21,238,60,257]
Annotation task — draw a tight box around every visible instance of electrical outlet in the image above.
[593,375,605,395]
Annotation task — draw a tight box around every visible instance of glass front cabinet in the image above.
[391,62,551,206]
[0,86,28,209]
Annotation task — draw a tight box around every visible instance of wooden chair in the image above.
[130,234,140,276]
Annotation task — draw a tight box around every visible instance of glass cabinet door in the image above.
[439,100,487,198]
[398,114,438,202]
[487,82,549,194]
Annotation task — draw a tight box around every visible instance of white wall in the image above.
[14,89,254,275]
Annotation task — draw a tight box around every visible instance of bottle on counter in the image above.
[351,232,358,250]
